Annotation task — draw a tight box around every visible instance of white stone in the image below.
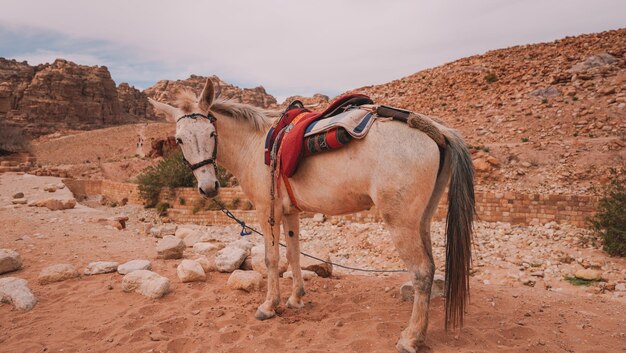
[231,238,255,252]
[177,260,206,282]
[0,249,22,274]
[156,236,185,259]
[227,270,263,292]
[193,256,215,273]
[215,246,249,273]
[38,264,79,284]
[175,226,197,239]
[0,277,37,311]
[283,270,317,281]
[122,270,170,299]
[11,198,27,205]
[312,213,326,223]
[83,261,119,275]
[193,242,219,255]
[150,224,177,238]
[117,260,151,275]
[615,283,626,292]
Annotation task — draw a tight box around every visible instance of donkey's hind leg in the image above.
[282,213,305,309]
[385,216,435,353]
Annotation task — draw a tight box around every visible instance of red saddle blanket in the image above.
[264,94,371,177]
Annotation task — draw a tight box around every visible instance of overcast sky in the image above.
[1,1,624,101]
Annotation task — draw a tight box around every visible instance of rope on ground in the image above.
[215,201,407,273]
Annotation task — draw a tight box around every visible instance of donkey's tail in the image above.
[440,128,475,330]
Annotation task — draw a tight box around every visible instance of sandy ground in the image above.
[1,173,625,353]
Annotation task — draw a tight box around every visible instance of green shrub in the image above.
[156,202,170,216]
[572,96,579,101]
[484,72,498,84]
[179,197,186,205]
[521,137,529,143]
[136,150,195,207]
[564,275,600,286]
[589,168,626,257]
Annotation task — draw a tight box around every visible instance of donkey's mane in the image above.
[175,89,276,131]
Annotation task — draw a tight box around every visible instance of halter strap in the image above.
[177,112,218,172]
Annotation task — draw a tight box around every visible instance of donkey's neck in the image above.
[214,116,267,191]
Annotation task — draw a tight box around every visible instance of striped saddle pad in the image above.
[303,108,378,156]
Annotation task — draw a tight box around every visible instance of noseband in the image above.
[177,113,218,172]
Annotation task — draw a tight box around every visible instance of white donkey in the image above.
[150,78,474,353]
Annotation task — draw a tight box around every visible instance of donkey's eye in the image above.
[176,138,183,145]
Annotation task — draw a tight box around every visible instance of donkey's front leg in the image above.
[255,207,282,321]
[283,213,305,309]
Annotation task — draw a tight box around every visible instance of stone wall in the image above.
[63,180,597,227]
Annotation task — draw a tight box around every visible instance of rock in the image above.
[121,270,170,298]
[486,155,500,167]
[569,53,617,73]
[250,245,288,276]
[231,238,255,252]
[43,184,57,192]
[182,231,221,247]
[94,217,125,230]
[283,270,317,281]
[177,260,206,283]
[175,226,197,239]
[0,277,37,311]
[193,242,220,255]
[473,158,491,172]
[38,264,79,284]
[215,245,249,273]
[29,198,76,211]
[226,270,263,292]
[11,198,27,205]
[144,74,277,110]
[193,256,215,273]
[156,236,185,259]
[313,213,326,223]
[574,269,602,281]
[12,192,24,199]
[301,253,333,278]
[83,261,119,275]
[150,224,177,238]
[240,256,253,271]
[615,283,626,292]
[0,249,22,274]
[117,260,151,275]
[529,86,561,98]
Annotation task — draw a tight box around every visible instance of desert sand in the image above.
[1,173,624,353]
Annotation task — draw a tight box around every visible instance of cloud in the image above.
[1,0,624,100]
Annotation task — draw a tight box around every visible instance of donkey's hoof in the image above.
[396,336,420,353]
[255,307,276,321]
[287,296,304,309]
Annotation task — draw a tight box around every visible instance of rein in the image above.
[177,113,218,173]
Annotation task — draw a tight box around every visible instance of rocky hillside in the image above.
[0,58,158,136]
[144,74,277,109]
[341,28,626,194]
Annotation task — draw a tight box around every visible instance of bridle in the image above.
[176,113,218,173]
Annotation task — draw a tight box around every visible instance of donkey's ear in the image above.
[199,78,216,112]
[148,98,180,123]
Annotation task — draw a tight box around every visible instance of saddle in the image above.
[264,94,373,178]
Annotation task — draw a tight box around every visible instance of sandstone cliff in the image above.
[144,74,278,109]
[0,58,157,136]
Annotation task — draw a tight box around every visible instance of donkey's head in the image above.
[149,78,220,198]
